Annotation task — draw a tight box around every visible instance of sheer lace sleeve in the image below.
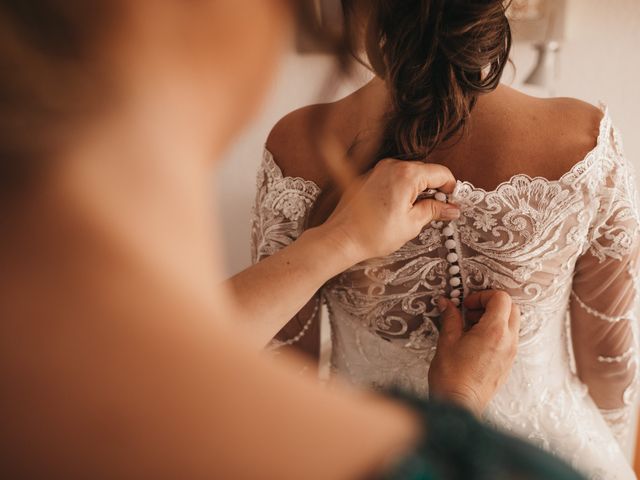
[251,150,321,263]
[570,125,640,448]
[250,149,323,356]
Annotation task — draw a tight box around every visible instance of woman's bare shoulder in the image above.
[475,89,604,183]
[266,102,343,189]
[543,96,603,140]
[530,96,604,176]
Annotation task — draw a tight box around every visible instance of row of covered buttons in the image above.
[423,189,463,307]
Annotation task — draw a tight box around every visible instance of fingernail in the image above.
[441,205,461,220]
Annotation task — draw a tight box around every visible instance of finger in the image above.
[411,199,461,226]
[465,308,483,329]
[405,162,457,194]
[464,290,509,311]
[464,290,512,327]
[438,297,463,341]
[508,303,521,333]
[463,290,490,310]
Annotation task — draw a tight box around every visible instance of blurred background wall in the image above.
[217,0,640,276]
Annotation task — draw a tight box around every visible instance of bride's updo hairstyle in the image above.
[344,0,512,160]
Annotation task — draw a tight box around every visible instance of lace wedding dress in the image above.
[251,109,640,479]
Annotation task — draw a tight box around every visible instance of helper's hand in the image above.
[319,159,460,263]
[428,291,520,416]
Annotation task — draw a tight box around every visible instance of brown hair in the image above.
[344,0,512,160]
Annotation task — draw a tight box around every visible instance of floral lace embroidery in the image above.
[251,149,321,264]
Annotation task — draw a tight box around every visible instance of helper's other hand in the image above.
[428,290,520,416]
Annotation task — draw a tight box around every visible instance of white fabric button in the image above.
[449,265,460,275]
[451,298,461,307]
[450,289,462,298]
[449,277,461,287]
[434,192,447,202]
[446,252,458,263]
[443,226,454,237]
[445,239,456,250]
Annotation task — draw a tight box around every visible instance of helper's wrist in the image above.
[302,223,366,273]
[427,380,483,417]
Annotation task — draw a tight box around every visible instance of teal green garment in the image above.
[378,392,587,480]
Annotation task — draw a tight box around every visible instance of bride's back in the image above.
[266,82,604,223]
[266,0,603,222]
[264,80,610,341]
[260,0,614,374]
[253,83,638,477]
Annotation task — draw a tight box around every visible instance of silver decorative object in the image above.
[524,41,561,95]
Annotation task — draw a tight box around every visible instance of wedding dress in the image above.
[251,108,640,479]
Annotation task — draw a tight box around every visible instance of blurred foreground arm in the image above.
[4,285,584,480]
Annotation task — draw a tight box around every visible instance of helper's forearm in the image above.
[228,226,358,345]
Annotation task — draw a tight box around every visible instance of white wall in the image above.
[218,0,640,275]
[510,0,640,159]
